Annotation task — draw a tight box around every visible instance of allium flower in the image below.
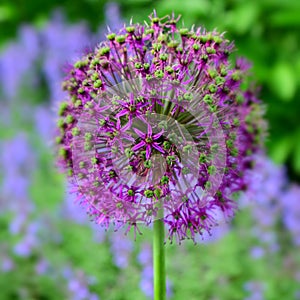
[56,12,265,243]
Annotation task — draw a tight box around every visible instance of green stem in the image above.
[153,209,166,300]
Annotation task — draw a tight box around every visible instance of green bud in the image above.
[107,33,116,40]
[213,36,222,44]
[183,145,192,153]
[201,54,208,61]
[154,70,164,79]
[209,105,217,113]
[65,115,74,124]
[159,53,168,61]
[182,167,190,175]
[158,34,167,42]
[236,94,244,104]
[168,40,179,48]
[57,119,64,129]
[71,127,80,136]
[144,190,154,198]
[220,67,227,76]
[208,165,216,175]
[84,142,92,151]
[116,35,126,43]
[145,28,154,34]
[183,92,193,101]
[74,61,85,68]
[59,102,68,116]
[203,94,213,105]
[215,76,225,86]
[163,141,171,150]
[125,148,134,158]
[74,100,82,108]
[165,66,174,73]
[84,133,92,141]
[161,176,169,184]
[208,69,217,79]
[93,181,100,187]
[199,153,207,164]
[232,71,241,81]
[231,148,239,157]
[182,195,188,202]
[204,181,212,189]
[209,84,217,93]
[166,155,176,165]
[226,139,234,149]
[91,157,98,164]
[55,136,62,144]
[99,119,106,126]
[146,74,153,81]
[126,26,135,33]
[127,189,134,196]
[125,165,133,172]
[135,62,142,69]
[91,72,99,81]
[93,80,102,88]
[179,28,189,36]
[200,35,208,43]
[116,202,123,208]
[144,160,152,168]
[233,118,240,126]
[59,147,67,158]
[111,146,119,153]
[79,161,85,169]
[211,144,219,152]
[109,170,116,178]
[91,59,100,66]
[193,44,200,51]
[154,188,162,198]
[78,87,84,94]
[152,43,162,51]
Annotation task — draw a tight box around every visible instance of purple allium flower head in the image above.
[56,12,265,243]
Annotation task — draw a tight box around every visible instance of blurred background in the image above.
[0,0,300,299]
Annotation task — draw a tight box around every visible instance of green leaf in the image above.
[270,136,293,163]
[293,130,300,173]
[270,62,297,101]
[225,3,259,34]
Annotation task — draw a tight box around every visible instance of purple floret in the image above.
[56,11,265,243]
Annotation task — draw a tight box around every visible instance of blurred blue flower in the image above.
[244,281,266,300]
[110,231,133,269]
[281,185,300,246]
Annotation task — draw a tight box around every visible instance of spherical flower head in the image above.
[56,11,265,243]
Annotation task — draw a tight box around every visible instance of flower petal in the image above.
[152,143,165,154]
[132,141,146,151]
[146,144,152,160]
[133,128,146,138]
[153,129,164,140]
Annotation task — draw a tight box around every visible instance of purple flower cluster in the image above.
[63,267,99,300]
[56,11,265,243]
[244,281,266,300]
[242,154,300,257]
[109,231,133,269]
[281,185,300,246]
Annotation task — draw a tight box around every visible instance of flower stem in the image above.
[153,208,166,300]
